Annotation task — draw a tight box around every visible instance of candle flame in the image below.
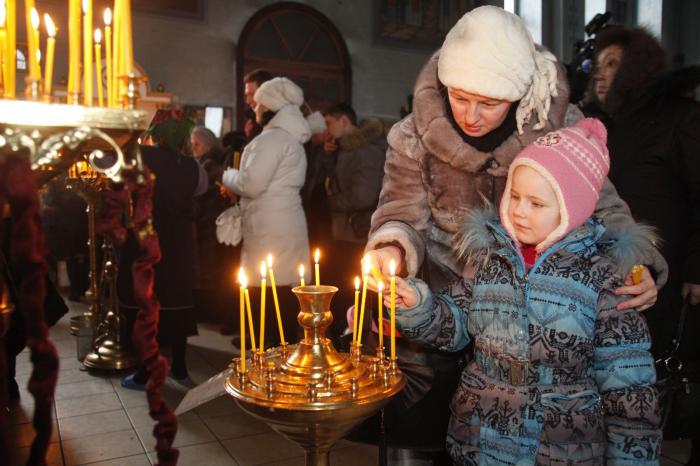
[36,49,41,63]
[30,7,40,31]
[378,281,384,293]
[237,268,248,288]
[94,28,101,43]
[82,0,90,14]
[298,264,304,278]
[389,259,396,277]
[266,254,273,268]
[104,7,112,26]
[45,14,56,37]
[314,248,320,264]
[354,276,361,290]
[362,255,371,276]
[0,3,6,27]
[260,261,267,278]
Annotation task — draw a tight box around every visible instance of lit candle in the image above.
[43,14,55,98]
[28,6,40,80]
[94,28,103,106]
[244,283,256,353]
[377,281,385,353]
[103,8,112,107]
[82,0,93,105]
[68,0,80,102]
[357,256,370,344]
[122,0,133,75]
[298,264,305,287]
[5,0,15,97]
[238,268,247,373]
[0,5,6,93]
[389,259,396,360]
[314,248,320,286]
[353,276,360,344]
[267,254,285,344]
[259,261,267,352]
[112,0,121,104]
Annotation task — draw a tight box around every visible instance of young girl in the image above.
[391,119,661,465]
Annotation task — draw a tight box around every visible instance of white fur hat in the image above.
[437,6,559,134]
[254,77,304,112]
[306,111,326,134]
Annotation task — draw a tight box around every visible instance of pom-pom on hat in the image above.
[145,108,195,152]
[437,5,559,134]
[253,77,304,112]
[499,118,610,251]
[306,111,326,134]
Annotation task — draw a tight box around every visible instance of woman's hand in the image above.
[383,277,419,309]
[364,246,403,290]
[615,265,658,311]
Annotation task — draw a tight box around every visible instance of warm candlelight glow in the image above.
[355,276,361,290]
[260,261,267,278]
[389,259,397,360]
[298,264,305,287]
[353,276,361,343]
[44,14,55,36]
[266,254,273,267]
[362,255,371,276]
[238,268,248,289]
[314,248,320,286]
[357,255,371,344]
[104,7,112,25]
[389,259,396,277]
[30,7,39,30]
[378,281,384,293]
[314,249,320,264]
[82,0,89,13]
[94,27,101,43]
[377,281,385,352]
[0,4,5,27]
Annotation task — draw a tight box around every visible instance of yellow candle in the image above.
[122,0,132,75]
[103,8,112,107]
[112,0,121,104]
[68,0,80,102]
[314,248,320,286]
[238,269,247,373]
[82,0,93,105]
[42,14,55,98]
[27,5,39,80]
[389,259,396,360]
[259,261,267,352]
[377,281,384,352]
[267,255,285,344]
[0,4,6,93]
[357,256,370,344]
[94,28,103,106]
[298,264,305,287]
[5,0,15,97]
[244,286,256,352]
[353,276,360,344]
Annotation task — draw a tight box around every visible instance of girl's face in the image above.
[507,166,561,246]
[447,88,512,137]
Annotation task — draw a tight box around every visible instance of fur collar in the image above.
[454,208,658,276]
[405,49,570,175]
[339,118,386,151]
[265,104,311,144]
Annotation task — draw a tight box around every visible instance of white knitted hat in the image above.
[254,77,304,112]
[437,6,559,134]
[306,111,326,134]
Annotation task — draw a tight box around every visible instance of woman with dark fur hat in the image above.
[583,25,700,462]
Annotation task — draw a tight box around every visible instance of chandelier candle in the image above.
[314,248,320,286]
[259,261,267,352]
[238,269,248,372]
[267,254,285,344]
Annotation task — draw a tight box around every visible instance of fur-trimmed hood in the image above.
[265,104,311,145]
[400,48,571,177]
[339,117,387,151]
[454,208,658,277]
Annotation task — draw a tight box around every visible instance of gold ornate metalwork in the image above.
[226,285,405,466]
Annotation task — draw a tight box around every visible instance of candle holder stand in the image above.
[226,285,405,466]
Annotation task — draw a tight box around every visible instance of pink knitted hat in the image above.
[499,118,610,251]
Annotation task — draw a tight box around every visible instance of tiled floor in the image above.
[8,299,693,465]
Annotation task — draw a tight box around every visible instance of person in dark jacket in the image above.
[242,69,273,141]
[120,109,201,389]
[322,103,388,342]
[583,26,700,462]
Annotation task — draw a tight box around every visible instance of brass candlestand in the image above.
[226,286,405,466]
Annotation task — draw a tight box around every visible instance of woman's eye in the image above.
[532,203,543,208]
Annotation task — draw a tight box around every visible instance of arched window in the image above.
[237,3,351,128]
[16,49,27,71]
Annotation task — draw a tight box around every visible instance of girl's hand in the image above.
[383,277,419,309]
[616,265,657,311]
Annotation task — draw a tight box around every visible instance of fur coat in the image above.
[396,210,661,465]
[367,50,668,291]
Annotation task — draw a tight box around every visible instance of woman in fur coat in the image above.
[357,6,665,456]
[222,77,311,346]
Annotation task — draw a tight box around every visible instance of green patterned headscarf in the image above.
[145,109,195,152]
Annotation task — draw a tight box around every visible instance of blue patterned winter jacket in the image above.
[396,210,661,466]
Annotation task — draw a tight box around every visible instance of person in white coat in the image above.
[222,77,311,346]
